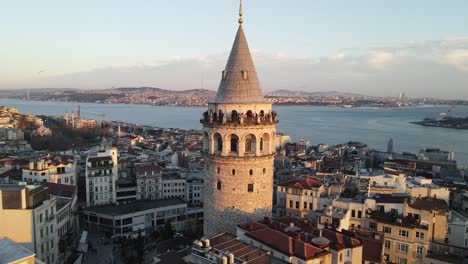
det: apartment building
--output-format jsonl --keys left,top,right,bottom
{"left": 83, "top": 198, "right": 187, "bottom": 237}
{"left": 41, "top": 182, "right": 78, "bottom": 263}
{"left": 162, "top": 172, "right": 186, "bottom": 200}
{"left": 405, "top": 176, "right": 450, "bottom": 203}
{"left": 135, "top": 164, "right": 162, "bottom": 200}
{"left": 0, "top": 184, "right": 59, "bottom": 264}
{"left": 22, "top": 154, "right": 76, "bottom": 186}
{"left": 186, "top": 177, "right": 203, "bottom": 206}
{"left": 366, "top": 197, "right": 449, "bottom": 264}
{"left": 236, "top": 217, "right": 364, "bottom": 264}
{"left": 85, "top": 147, "right": 118, "bottom": 206}
{"left": 448, "top": 192, "right": 468, "bottom": 249}
{"left": 276, "top": 176, "right": 324, "bottom": 218}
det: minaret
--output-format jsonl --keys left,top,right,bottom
{"left": 201, "top": 1, "right": 279, "bottom": 236}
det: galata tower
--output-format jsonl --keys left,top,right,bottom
{"left": 201, "top": 1, "right": 278, "bottom": 236}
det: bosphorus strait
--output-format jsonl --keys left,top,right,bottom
{"left": 2, "top": 99, "right": 468, "bottom": 165}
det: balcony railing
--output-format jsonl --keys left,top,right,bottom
{"left": 46, "top": 214, "right": 55, "bottom": 222}
{"left": 200, "top": 111, "right": 278, "bottom": 126}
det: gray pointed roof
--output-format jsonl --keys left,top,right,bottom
{"left": 214, "top": 25, "right": 265, "bottom": 103}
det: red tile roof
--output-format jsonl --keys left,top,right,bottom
{"left": 319, "top": 229, "right": 361, "bottom": 250}
{"left": 0, "top": 168, "right": 22, "bottom": 180}
{"left": 278, "top": 177, "right": 322, "bottom": 190}
{"left": 359, "top": 237, "right": 383, "bottom": 263}
{"left": 245, "top": 228, "right": 328, "bottom": 260}
{"left": 135, "top": 165, "right": 161, "bottom": 175}
{"left": 409, "top": 197, "right": 448, "bottom": 212}
{"left": 0, "top": 158, "right": 29, "bottom": 167}
{"left": 256, "top": 217, "right": 361, "bottom": 251}
{"left": 41, "top": 182, "right": 76, "bottom": 198}
{"left": 238, "top": 222, "right": 269, "bottom": 232}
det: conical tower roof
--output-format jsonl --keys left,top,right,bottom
{"left": 214, "top": 24, "right": 265, "bottom": 103}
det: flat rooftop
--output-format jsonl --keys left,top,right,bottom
{"left": 195, "top": 233, "right": 274, "bottom": 264}
{"left": 0, "top": 237, "right": 35, "bottom": 263}
{"left": 84, "top": 198, "right": 185, "bottom": 216}
{"left": 426, "top": 251, "right": 465, "bottom": 264}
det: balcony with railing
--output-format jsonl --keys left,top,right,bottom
{"left": 46, "top": 214, "right": 55, "bottom": 223}
{"left": 200, "top": 110, "right": 278, "bottom": 127}
{"left": 369, "top": 210, "right": 429, "bottom": 229}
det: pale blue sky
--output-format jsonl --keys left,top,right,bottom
{"left": 1, "top": 0, "right": 468, "bottom": 98}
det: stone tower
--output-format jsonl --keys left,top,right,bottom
{"left": 201, "top": 2, "right": 278, "bottom": 236}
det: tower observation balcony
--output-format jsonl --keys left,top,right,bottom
{"left": 200, "top": 110, "right": 278, "bottom": 127}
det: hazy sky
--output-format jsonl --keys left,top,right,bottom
{"left": 1, "top": 0, "right": 468, "bottom": 99}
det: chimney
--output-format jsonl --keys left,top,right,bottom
{"left": 219, "top": 256, "right": 228, "bottom": 264}
{"left": 289, "top": 238, "right": 294, "bottom": 256}
{"left": 295, "top": 233, "right": 301, "bottom": 241}
{"left": 317, "top": 223, "right": 324, "bottom": 237}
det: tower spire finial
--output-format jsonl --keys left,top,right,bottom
{"left": 238, "top": 0, "right": 244, "bottom": 25}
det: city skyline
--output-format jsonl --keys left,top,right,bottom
{"left": 2, "top": 0, "right": 468, "bottom": 99}
{"left": 0, "top": 2, "right": 467, "bottom": 263}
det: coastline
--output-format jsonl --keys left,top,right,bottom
{"left": 0, "top": 97, "right": 444, "bottom": 108}
{"left": 411, "top": 121, "right": 468, "bottom": 130}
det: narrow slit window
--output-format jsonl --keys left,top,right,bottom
{"left": 241, "top": 70, "right": 248, "bottom": 80}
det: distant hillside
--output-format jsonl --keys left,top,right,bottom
{"left": 0, "top": 87, "right": 216, "bottom": 106}
{"left": 267, "top": 89, "right": 366, "bottom": 98}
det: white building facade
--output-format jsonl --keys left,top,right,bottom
{"left": 22, "top": 155, "right": 77, "bottom": 186}
{"left": 85, "top": 147, "right": 118, "bottom": 206}
{"left": 0, "top": 184, "right": 59, "bottom": 264}
{"left": 135, "top": 164, "right": 162, "bottom": 200}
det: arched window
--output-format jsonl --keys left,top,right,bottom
{"left": 217, "top": 137, "right": 222, "bottom": 151}
{"left": 230, "top": 137, "right": 238, "bottom": 152}
{"left": 214, "top": 133, "right": 222, "bottom": 152}
{"left": 231, "top": 110, "right": 238, "bottom": 120}
{"left": 260, "top": 133, "right": 270, "bottom": 153}
{"left": 231, "top": 138, "right": 238, "bottom": 152}
{"left": 247, "top": 184, "right": 254, "bottom": 192}
{"left": 249, "top": 169, "right": 253, "bottom": 175}
{"left": 217, "top": 181, "right": 222, "bottom": 190}
{"left": 244, "top": 134, "right": 256, "bottom": 153}
{"left": 245, "top": 138, "right": 252, "bottom": 152}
